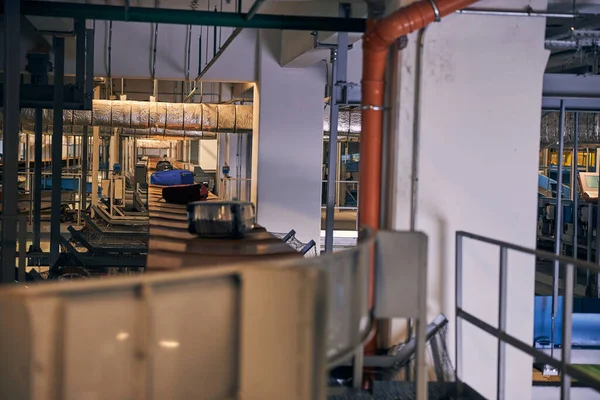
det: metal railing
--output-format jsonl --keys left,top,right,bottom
{"left": 0, "top": 215, "right": 28, "bottom": 283}
{"left": 456, "top": 231, "right": 600, "bottom": 400}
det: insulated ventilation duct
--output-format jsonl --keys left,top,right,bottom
{"left": 541, "top": 112, "right": 600, "bottom": 147}
{"left": 2, "top": 100, "right": 253, "bottom": 137}
{"left": 323, "top": 105, "right": 361, "bottom": 137}
{"left": 18, "top": 125, "right": 217, "bottom": 140}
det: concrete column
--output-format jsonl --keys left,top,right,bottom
{"left": 388, "top": 3, "right": 548, "bottom": 399}
{"left": 199, "top": 139, "right": 218, "bottom": 171}
{"left": 253, "top": 30, "right": 325, "bottom": 244}
{"left": 110, "top": 128, "right": 119, "bottom": 170}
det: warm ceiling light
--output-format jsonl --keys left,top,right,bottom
{"left": 158, "top": 340, "right": 180, "bottom": 349}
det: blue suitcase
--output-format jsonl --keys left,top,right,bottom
{"left": 150, "top": 169, "right": 194, "bottom": 186}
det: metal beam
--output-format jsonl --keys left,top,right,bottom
{"left": 544, "top": 73, "right": 600, "bottom": 99}
{"left": 21, "top": 1, "right": 366, "bottom": 32}
{"left": 85, "top": 28, "right": 95, "bottom": 110}
{"left": 0, "top": 83, "right": 83, "bottom": 109}
{"left": 75, "top": 19, "right": 86, "bottom": 101}
{"left": 50, "top": 36, "right": 65, "bottom": 268}
{"left": 542, "top": 73, "right": 600, "bottom": 111}
{"left": 245, "top": 0, "right": 267, "bottom": 20}
{"left": 1, "top": 0, "right": 20, "bottom": 283}
{"left": 196, "top": 28, "right": 242, "bottom": 81}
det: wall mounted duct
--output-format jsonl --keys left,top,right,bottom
{"left": 2, "top": 100, "right": 253, "bottom": 134}
{"left": 541, "top": 112, "right": 600, "bottom": 147}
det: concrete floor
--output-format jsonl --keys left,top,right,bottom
{"left": 320, "top": 210, "right": 358, "bottom": 231}
{"left": 533, "top": 387, "right": 600, "bottom": 399}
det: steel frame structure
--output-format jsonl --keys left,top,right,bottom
{"left": 2, "top": 9, "right": 95, "bottom": 278}
{"left": 21, "top": 1, "right": 366, "bottom": 32}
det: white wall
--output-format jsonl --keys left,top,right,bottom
{"left": 389, "top": 0, "right": 548, "bottom": 398}
{"left": 88, "top": 21, "right": 255, "bottom": 81}
{"left": 254, "top": 30, "right": 325, "bottom": 244}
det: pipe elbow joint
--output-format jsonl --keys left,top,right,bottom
{"left": 363, "top": 22, "right": 392, "bottom": 53}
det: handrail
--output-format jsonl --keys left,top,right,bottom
{"left": 457, "top": 230, "right": 600, "bottom": 273}
{"left": 456, "top": 230, "right": 600, "bottom": 399}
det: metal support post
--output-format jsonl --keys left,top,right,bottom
{"left": 497, "top": 246, "right": 508, "bottom": 400}
{"left": 85, "top": 27, "right": 95, "bottom": 110}
{"left": 572, "top": 113, "right": 579, "bottom": 264}
{"left": 550, "top": 101, "right": 566, "bottom": 368}
{"left": 91, "top": 120, "right": 100, "bottom": 212}
{"left": 25, "top": 135, "right": 31, "bottom": 211}
{"left": 50, "top": 36, "right": 65, "bottom": 267}
{"left": 1, "top": 0, "right": 21, "bottom": 283}
{"left": 75, "top": 19, "right": 86, "bottom": 101}
{"left": 561, "top": 262, "right": 575, "bottom": 400}
{"left": 324, "top": 4, "right": 349, "bottom": 253}
{"left": 81, "top": 126, "right": 89, "bottom": 214}
{"left": 596, "top": 147, "right": 600, "bottom": 297}
{"left": 587, "top": 204, "right": 593, "bottom": 296}
{"left": 455, "top": 234, "right": 464, "bottom": 380}
{"left": 33, "top": 109, "right": 43, "bottom": 251}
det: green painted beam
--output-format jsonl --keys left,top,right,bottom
{"left": 22, "top": 1, "right": 367, "bottom": 33}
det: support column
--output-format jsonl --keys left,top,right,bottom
{"left": 190, "top": 139, "right": 200, "bottom": 164}
{"left": 81, "top": 126, "right": 89, "bottom": 211}
{"left": 33, "top": 109, "right": 43, "bottom": 251}
{"left": 1, "top": 0, "right": 20, "bottom": 282}
{"left": 50, "top": 36, "right": 65, "bottom": 267}
{"left": 388, "top": 7, "right": 548, "bottom": 399}
{"left": 91, "top": 86, "right": 100, "bottom": 213}
{"left": 110, "top": 128, "right": 120, "bottom": 171}
{"left": 27, "top": 52, "right": 52, "bottom": 252}
{"left": 254, "top": 30, "right": 325, "bottom": 244}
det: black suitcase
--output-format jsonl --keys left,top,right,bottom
{"left": 156, "top": 160, "right": 173, "bottom": 171}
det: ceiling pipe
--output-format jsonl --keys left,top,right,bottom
{"left": 456, "top": 8, "right": 578, "bottom": 18}
{"left": 359, "top": 0, "right": 479, "bottom": 354}
{"left": 361, "top": 0, "right": 479, "bottom": 233}
{"left": 545, "top": 38, "right": 600, "bottom": 50}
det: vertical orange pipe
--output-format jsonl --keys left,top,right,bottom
{"left": 360, "top": 0, "right": 479, "bottom": 353}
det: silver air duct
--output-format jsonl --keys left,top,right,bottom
{"left": 9, "top": 100, "right": 253, "bottom": 136}
{"left": 541, "top": 112, "right": 600, "bottom": 147}
{"left": 323, "top": 105, "right": 361, "bottom": 136}
{"left": 19, "top": 125, "right": 216, "bottom": 140}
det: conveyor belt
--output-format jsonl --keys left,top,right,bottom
{"left": 146, "top": 184, "right": 301, "bottom": 271}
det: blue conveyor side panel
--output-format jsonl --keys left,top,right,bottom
{"left": 534, "top": 296, "right": 600, "bottom": 347}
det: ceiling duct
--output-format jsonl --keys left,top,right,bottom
{"left": 541, "top": 112, "right": 600, "bottom": 147}
{"left": 3, "top": 100, "right": 253, "bottom": 136}
{"left": 18, "top": 125, "right": 217, "bottom": 140}
{"left": 323, "top": 105, "right": 361, "bottom": 135}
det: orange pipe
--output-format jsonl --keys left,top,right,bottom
{"left": 360, "top": 0, "right": 479, "bottom": 352}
